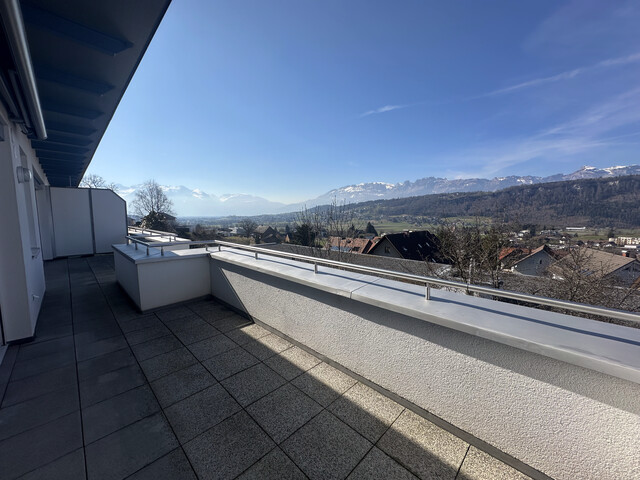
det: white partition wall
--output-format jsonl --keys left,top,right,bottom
{"left": 91, "top": 189, "right": 127, "bottom": 253}
{"left": 42, "top": 187, "right": 127, "bottom": 259}
{"left": 50, "top": 188, "right": 93, "bottom": 257}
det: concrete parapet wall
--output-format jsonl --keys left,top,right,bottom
{"left": 209, "top": 253, "right": 640, "bottom": 480}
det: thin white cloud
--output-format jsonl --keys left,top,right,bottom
{"left": 360, "top": 104, "right": 406, "bottom": 117}
{"left": 446, "top": 87, "right": 640, "bottom": 178}
{"left": 483, "top": 52, "right": 640, "bottom": 97}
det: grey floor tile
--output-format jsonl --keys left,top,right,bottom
{"left": 74, "top": 323, "right": 121, "bottom": 345}
{"left": 264, "top": 346, "right": 321, "bottom": 381}
{"left": 85, "top": 412, "right": 178, "bottom": 480}
{"left": 118, "top": 314, "right": 161, "bottom": 333}
{"left": 329, "top": 383, "right": 404, "bottom": 442}
{"left": 125, "top": 324, "right": 171, "bottom": 346}
{"left": 79, "top": 364, "right": 146, "bottom": 407}
{"left": 247, "top": 383, "right": 323, "bottom": 443}
{"left": 82, "top": 385, "right": 160, "bottom": 444}
{"left": 0, "top": 385, "right": 79, "bottom": 442}
{"left": 156, "top": 305, "right": 195, "bottom": 322}
{"left": 140, "top": 347, "right": 198, "bottom": 382}
{"left": 165, "top": 383, "right": 241, "bottom": 443}
{"left": 221, "top": 363, "right": 286, "bottom": 407}
{"left": 241, "top": 334, "right": 293, "bottom": 361}
{"left": 77, "top": 348, "right": 136, "bottom": 381}
{"left": 32, "top": 323, "right": 73, "bottom": 344}
{"left": 184, "top": 411, "right": 274, "bottom": 480}
{"left": 16, "top": 336, "right": 73, "bottom": 362}
{"left": 173, "top": 323, "right": 220, "bottom": 345}
{"left": 132, "top": 335, "right": 183, "bottom": 361}
{"left": 18, "top": 448, "right": 86, "bottom": 480}
{"left": 163, "top": 315, "right": 209, "bottom": 333}
{"left": 201, "top": 347, "right": 260, "bottom": 381}
{"left": 377, "top": 410, "right": 468, "bottom": 480}
{"left": 76, "top": 335, "right": 128, "bottom": 362}
{"left": 457, "top": 447, "right": 532, "bottom": 480}
{"left": 208, "top": 313, "right": 252, "bottom": 333}
{"left": 150, "top": 363, "right": 216, "bottom": 408}
{"left": 347, "top": 447, "right": 417, "bottom": 480}
{"left": 188, "top": 335, "right": 237, "bottom": 362}
{"left": 225, "top": 324, "right": 271, "bottom": 345}
{"left": 127, "top": 448, "right": 197, "bottom": 480}
{"left": 0, "top": 411, "right": 82, "bottom": 479}
{"left": 291, "top": 362, "right": 357, "bottom": 407}
{"left": 9, "top": 348, "right": 76, "bottom": 382}
{"left": 194, "top": 305, "right": 236, "bottom": 323}
{"left": 2, "top": 364, "right": 77, "bottom": 407}
{"left": 282, "top": 410, "right": 371, "bottom": 480}
{"left": 237, "top": 447, "right": 306, "bottom": 480}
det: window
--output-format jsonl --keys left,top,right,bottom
{"left": 384, "top": 246, "right": 391, "bottom": 254}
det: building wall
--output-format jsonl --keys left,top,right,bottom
{"left": 369, "top": 238, "right": 402, "bottom": 258}
{"left": 209, "top": 258, "right": 640, "bottom": 480}
{"left": 512, "top": 251, "right": 555, "bottom": 276}
{"left": 0, "top": 104, "right": 47, "bottom": 342}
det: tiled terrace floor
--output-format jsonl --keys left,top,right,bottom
{"left": 0, "top": 255, "right": 532, "bottom": 480}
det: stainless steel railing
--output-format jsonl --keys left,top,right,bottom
{"left": 123, "top": 235, "right": 640, "bottom": 324}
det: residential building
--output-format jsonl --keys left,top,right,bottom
{"left": 254, "top": 225, "right": 280, "bottom": 244}
{"left": 367, "top": 231, "right": 444, "bottom": 262}
{"left": 327, "top": 236, "right": 374, "bottom": 254}
{"left": 549, "top": 247, "right": 640, "bottom": 287}
{"left": 510, "top": 245, "right": 556, "bottom": 276}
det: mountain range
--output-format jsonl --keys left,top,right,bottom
{"left": 117, "top": 165, "right": 640, "bottom": 217}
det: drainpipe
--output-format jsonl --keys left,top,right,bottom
{"left": 0, "top": 0, "right": 47, "bottom": 139}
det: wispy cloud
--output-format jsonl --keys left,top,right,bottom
{"left": 360, "top": 104, "right": 407, "bottom": 117}
{"left": 482, "top": 52, "right": 640, "bottom": 97}
{"left": 446, "top": 87, "right": 640, "bottom": 178}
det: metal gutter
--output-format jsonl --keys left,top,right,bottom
{"left": 0, "top": 0, "right": 47, "bottom": 139}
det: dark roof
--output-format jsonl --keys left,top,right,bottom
{"left": 4, "top": 0, "right": 171, "bottom": 186}
{"left": 369, "top": 231, "right": 444, "bottom": 262}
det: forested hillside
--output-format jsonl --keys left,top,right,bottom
{"left": 353, "top": 175, "right": 640, "bottom": 227}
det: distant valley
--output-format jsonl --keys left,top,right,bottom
{"left": 117, "top": 165, "right": 640, "bottom": 217}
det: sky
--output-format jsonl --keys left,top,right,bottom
{"left": 88, "top": 0, "right": 640, "bottom": 203}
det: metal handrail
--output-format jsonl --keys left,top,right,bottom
{"left": 122, "top": 235, "right": 640, "bottom": 324}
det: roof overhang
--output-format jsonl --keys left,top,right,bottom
{"left": 0, "top": 0, "right": 171, "bottom": 186}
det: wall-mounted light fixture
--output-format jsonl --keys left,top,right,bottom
{"left": 16, "top": 165, "right": 32, "bottom": 183}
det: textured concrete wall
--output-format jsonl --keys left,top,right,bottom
{"left": 210, "top": 258, "right": 640, "bottom": 480}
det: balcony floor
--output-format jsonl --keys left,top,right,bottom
{"left": 0, "top": 255, "right": 532, "bottom": 480}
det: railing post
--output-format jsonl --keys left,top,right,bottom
{"left": 135, "top": 243, "right": 138, "bottom": 250}
{"left": 146, "top": 246, "right": 149, "bottom": 256}
{"left": 425, "top": 283, "right": 430, "bottom": 300}
{"left": 314, "top": 262, "right": 318, "bottom": 274}
{"left": 255, "top": 252, "right": 258, "bottom": 260}
{"left": 218, "top": 245, "right": 221, "bottom": 252}
{"left": 161, "top": 246, "right": 164, "bottom": 256}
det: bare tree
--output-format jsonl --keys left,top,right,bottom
{"left": 436, "top": 220, "right": 510, "bottom": 288}
{"left": 324, "top": 198, "right": 362, "bottom": 260}
{"left": 542, "top": 247, "right": 637, "bottom": 310}
{"left": 132, "top": 180, "right": 174, "bottom": 217}
{"left": 80, "top": 173, "right": 118, "bottom": 192}
{"left": 238, "top": 219, "right": 258, "bottom": 238}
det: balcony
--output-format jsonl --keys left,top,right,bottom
{"left": 0, "top": 254, "right": 534, "bottom": 479}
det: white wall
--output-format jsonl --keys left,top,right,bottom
{"left": 91, "top": 189, "right": 127, "bottom": 253}
{"left": 0, "top": 104, "right": 46, "bottom": 342}
{"left": 50, "top": 188, "right": 93, "bottom": 257}
{"left": 46, "top": 187, "right": 127, "bottom": 258}
{"left": 209, "top": 257, "right": 640, "bottom": 480}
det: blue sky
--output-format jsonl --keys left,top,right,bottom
{"left": 89, "top": 0, "right": 640, "bottom": 203}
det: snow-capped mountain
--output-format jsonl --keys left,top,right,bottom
{"left": 117, "top": 184, "right": 285, "bottom": 217}
{"left": 298, "top": 165, "right": 640, "bottom": 207}
{"left": 116, "top": 165, "right": 640, "bottom": 217}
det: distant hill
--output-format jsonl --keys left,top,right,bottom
{"left": 120, "top": 165, "right": 640, "bottom": 217}
{"left": 294, "top": 165, "right": 640, "bottom": 208}
{"left": 349, "top": 175, "right": 640, "bottom": 228}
